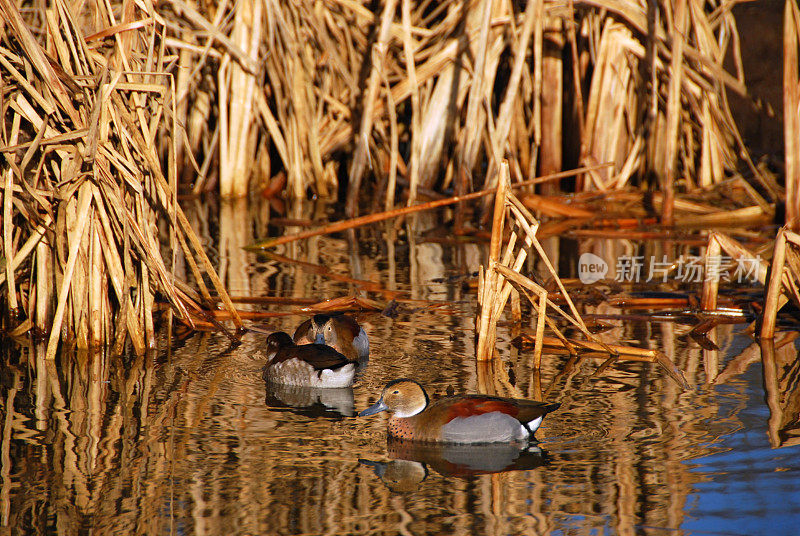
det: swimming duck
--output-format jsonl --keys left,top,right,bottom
{"left": 359, "top": 379, "right": 560, "bottom": 443}
{"left": 262, "top": 331, "right": 358, "bottom": 388}
{"left": 293, "top": 314, "right": 369, "bottom": 361}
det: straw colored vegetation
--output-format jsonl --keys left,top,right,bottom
{"left": 761, "top": 226, "right": 800, "bottom": 338}
{"left": 0, "top": 0, "right": 241, "bottom": 356}
{"left": 0, "top": 0, "right": 796, "bottom": 348}
{"left": 166, "top": 0, "right": 782, "bottom": 217}
{"left": 2, "top": 0, "right": 776, "bottom": 208}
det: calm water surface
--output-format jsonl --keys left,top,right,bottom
{"left": 2, "top": 200, "right": 799, "bottom": 535}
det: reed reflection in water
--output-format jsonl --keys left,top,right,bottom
{"left": 4, "top": 316, "right": 799, "bottom": 533}
{"left": 3, "top": 199, "right": 800, "bottom": 535}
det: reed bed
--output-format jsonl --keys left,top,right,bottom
{"left": 0, "top": 0, "right": 241, "bottom": 355}
{"left": 157, "top": 0, "right": 782, "bottom": 217}
{"left": 0, "top": 0, "right": 793, "bottom": 347}
{"left": 4, "top": 0, "right": 753, "bottom": 209}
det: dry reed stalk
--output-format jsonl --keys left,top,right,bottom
{"left": 399, "top": 0, "right": 420, "bottom": 207}
{"left": 533, "top": 291, "right": 547, "bottom": 369}
{"left": 582, "top": 20, "right": 637, "bottom": 190}
{"left": 485, "top": 0, "right": 539, "bottom": 185}
{"left": 247, "top": 186, "right": 497, "bottom": 250}
{"left": 218, "top": 0, "right": 262, "bottom": 197}
{"left": 475, "top": 160, "right": 689, "bottom": 383}
{"left": 382, "top": 69, "right": 399, "bottom": 211}
{"left": 298, "top": 295, "right": 384, "bottom": 313}
{"left": 492, "top": 261, "right": 612, "bottom": 354}
{"left": 475, "top": 164, "right": 510, "bottom": 361}
{"left": 571, "top": 2, "right": 769, "bottom": 198}
{"left": 674, "top": 205, "right": 772, "bottom": 228}
{"left": 520, "top": 194, "right": 594, "bottom": 219}
{"left": 518, "top": 333, "right": 689, "bottom": 388}
{"left": 345, "top": 0, "right": 398, "bottom": 217}
{"left": 538, "top": 14, "right": 564, "bottom": 194}
{"left": 785, "top": 0, "right": 800, "bottom": 228}
{"left": 701, "top": 231, "right": 769, "bottom": 311}
{"left": 701, "top": 234, "right": 722, "bottom": 311}
{"left": 2, "top": 123, "right": 20, "bottom": 316}
{"left": 761, "top": 227, "right": 800, "bottom": 338}
{"left": 0, "top": 0, "right": 241, "bottom": 354}
{"left": 460, "top": 0, "right": 494, "bottom": 173}
{"left": 661, "top": 0, "right": 687, "bottom": 226}
{"left": 532, "top": 334, "right": 657, "bottom": 360}
{"left": 4, "top": 0, "right": 771, "bottom": 218}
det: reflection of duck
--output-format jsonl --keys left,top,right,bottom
{"left": 359, "top": 379, "right": 560, "bottom": 443}
{"left": 265, "top": 383, "right": 355, "bottom": 418}
{"left": 261, "top": 332, "right": 358, "bottom": 388}
{"left": 293, "top": 314, "right": 369, "bottom": 362}
{"left": 388, "top": 437, "right": 548, "bottom": 475}
{"left": 358, "top": 458, "right": 428, "bottom": 492}
{"left": 359, "top": 440, "right": 548, "bottom": 491}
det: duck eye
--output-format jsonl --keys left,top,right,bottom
{"left": 392, "top": 390, "right": 399, "bottom": 394}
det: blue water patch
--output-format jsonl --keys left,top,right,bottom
{"left": 682, "top": 365, "right": 800, "bottom": 536}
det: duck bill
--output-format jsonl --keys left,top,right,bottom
{"left": 358, "top": 398, "right": 388, "bottom": 417}
{"left": 314, "top": 331, "right": 326, "bottom": 345}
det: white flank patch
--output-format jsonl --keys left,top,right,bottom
{"left": 317, "top": 364, "right": 356, "bottom": 388}
{"left": 266, "top": 359, "right": 355, "bottom": 388}
{"left": 527, "top": 415, "right": 543, "bottom": 433}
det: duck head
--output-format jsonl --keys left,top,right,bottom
{"left": 316, "top": 315, "right": 341, "bottom": 346}
{"left": 359, "top": 379, "right": 429, "bottom": 418}
{"left": 265, "top": 331, "right": 294, "bottom": 361}
{"left": 292, "top": 314, "right": 340, "bottom": 345}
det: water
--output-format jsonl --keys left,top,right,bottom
{"left": 2, "top": 200, "right": 799, "bottom": 535}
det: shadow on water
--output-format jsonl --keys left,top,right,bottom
{"left": 2, "top": 197, "right": 800, "bottom": 535}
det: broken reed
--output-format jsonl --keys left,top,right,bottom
{"left": 157, "top": 0, "right": 779, "bottom": 218}
{"left": 475, "top": 161, "right": 689, "bottom": 391}
{"left": 0, "top": 0, "right": 241, "bottom": 356}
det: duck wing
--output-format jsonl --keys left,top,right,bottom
{"left": 512, "top": 399, "right": 561, "bottom": 423}
{"left": 275, "top": 344, "right": 355, "bottom": 371}
{"left": 434, "top": 395, "right": 559, "bottom": 421}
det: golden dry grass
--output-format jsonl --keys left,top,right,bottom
{"left": 0, "top": 0, "right": 241, "bottom": 355}
{"left": 159, "top": 0, "right": 782, "bottom": 210}
{"left": 0, "top": 0, "right": 794, "bottom": 347}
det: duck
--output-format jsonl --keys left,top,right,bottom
{"left": 358, "top": 379, "right": 560, "bottom": 443}
{"left": 261, "top": 331, "right": 358, "bottom": 388}
{"left": 293, "top": 314, "right": 369, "bottom": 361}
